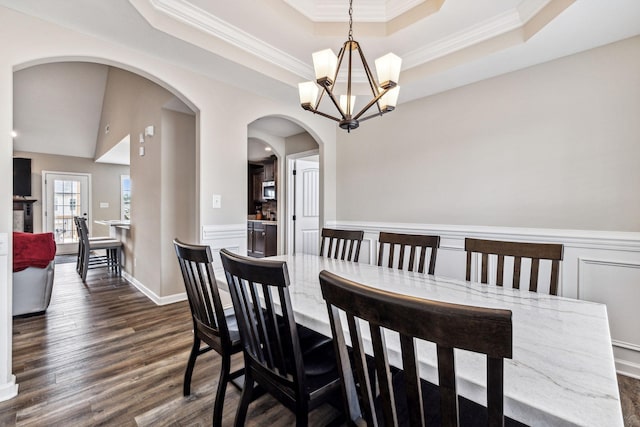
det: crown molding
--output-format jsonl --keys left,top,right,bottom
{"left": 403, "top": 9, "right": 522, "bottom": 68}
{"left": 149, "top": 0, "right": 313, "bottom": 78}
{"left": 145, "top": 0, "right": 564, "bottom": 85}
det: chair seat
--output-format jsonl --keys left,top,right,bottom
{"left": 385, "top": 372, "right": 527, "bottom": 427}
{"left": 88, "top": 239, "right": 123, "bottom": 250}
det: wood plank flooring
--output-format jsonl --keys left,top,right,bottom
{"left": 0, "top": 262, "right": 638, "bottom": 426}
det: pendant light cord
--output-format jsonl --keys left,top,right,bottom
{"left": 348, "top": 0, "right": 353, "bottom": 41}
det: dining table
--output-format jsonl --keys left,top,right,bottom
{"left": 262, "top": 253, "right": 623, "bottom": 427}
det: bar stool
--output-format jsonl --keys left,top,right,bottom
{"left": 76, "top": 217, "right": 123, "bottom": 281}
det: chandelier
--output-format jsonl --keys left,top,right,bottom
{"left": 297, "top": 0, "right": 402, "bottom": 132}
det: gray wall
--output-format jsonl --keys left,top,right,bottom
{"left": 336, "top": 35, "right": 640, "bottom": 232}
{"left": 12, "top": 151, "right": 129, "bottom": 237}
{"left": 96, "top": 67, "right": 196, "bottom": 297}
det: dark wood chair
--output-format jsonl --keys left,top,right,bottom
{"left": 319, "top": 270, "right": 514, "bottom": 427}
{"left": 465, "top": 238, "right": 564, "bottom": 295}
{"left": 219, "top": 248, "right": 342, "bottom": 427}
{"left": 76, "top": 217, "right": 123, "bottom": 281}
{"left": 377, "top": 232, "right": 440, "bottom": 274}
{"left": 73, "top": 216, "right": 112, "bottom": 274}
{"left": 173, "top": 239, "right": 243, "bottom": 427}
{"left": 319, "top": 228, "right": 364, "bottom": 262}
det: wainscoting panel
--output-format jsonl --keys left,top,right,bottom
{"left": 201, "top": 223, "right": 247, "bottom": 277}
{"left": 330, "top": 221, "right": 640, "bottom": 378}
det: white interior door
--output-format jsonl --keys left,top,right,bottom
{"left": 42, "top": 171, "right": 91, "bottom": 254}
{"left": 294, "top": 156, "right": 319, "bottom": 254}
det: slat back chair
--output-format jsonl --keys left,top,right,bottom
{"left": 319, "top": 228, "right": 364, "bottom": 262}
{"left": 465, "top": 238, "right": 564, "bottom": 295}
{"left": 74, "top": 216, "right": 112, "bottom": 274}
{"left": 377, "top": 232, "right": 441, "bottom": 274}
{"left": 319, "top": 270, "right": 513, "bottom": 427}
{"left": 76, "top": 217, "right": 122, "bottom": 281}
{"left": 220, "top": 248, "right": 341, "bottom": 427}
{"left": 173, "top": 239, "right": 243, "bottom": 427}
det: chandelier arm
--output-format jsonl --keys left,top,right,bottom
{"left": 357, "top": 43, "right": 382, "bottom": 98}
{"left": 304, "top": 105, "right": 342, "bottom": 122}
{"left": 324, "top": 86, "right": 347, "bottom": 120}
{"left": 314, "top": 88, "right": 327, "bottom": 110}
{"left": 356, "top": 43, "right": 384, "bottom": 115}
{"left": 346, "top": 42, "right": 354, "bottom": 116}
{"left": 333, "top": 44, "right": 347, "bottom": 90}
{"left": 358, "top": 108, "right": 392, "bottom": 123}
{"left": 352, "top": 87, "right": 390, "bottom": 121}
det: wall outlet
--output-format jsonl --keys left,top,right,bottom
{"left": 100, "top": 202, "right": 109, "bottom": 208}
{"left": 212, "top": 194, "right": 222, "bottom": 209}
{"left": 139, "top": 146, "right": 145, "bottom": 156}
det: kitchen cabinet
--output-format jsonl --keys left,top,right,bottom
{"left": 263, "top": 156, "right": 277, "bottom": 182}
{"left": 247, "top": 221, "right": 277, "bottom": 257}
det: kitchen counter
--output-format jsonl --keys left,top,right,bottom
{"left": 247, "top": 219, "right": 278, "bottom": 225}
{"left": 95, "top": 219, "right": 130, "bottom": 230}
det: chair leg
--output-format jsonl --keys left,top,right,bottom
{"left": 183, "top": 336, "right": 201, "bottom": 396}
{"left": 81, "top": 248, "right": 89, "bottom": 282}
{"left": 295, "top": 402, "right": 309, "bottom": 427}
{"left": 213, "top": 353, "right": 232, "bottom": 427}
{"left": 234, "top": 372, "right": 254, "bottom": 427}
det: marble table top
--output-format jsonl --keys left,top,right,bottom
{"left": 266, "top": 254, "right": 623, "bottom": 427}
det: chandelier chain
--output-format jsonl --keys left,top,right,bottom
{"left": 348, "top": 0, "right": 353, "bottom": 40}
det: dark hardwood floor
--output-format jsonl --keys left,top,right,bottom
{"left": 0, "top": 262, "right": 638, "bottom": 426}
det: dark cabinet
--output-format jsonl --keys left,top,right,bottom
{"left": 263, "top": 156, "right": 277, "bottom": 182}
{"left": 247, "top": 221, "right": 277, "bottom": 258}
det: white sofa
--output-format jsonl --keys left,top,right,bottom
{"left": 13, "top": 260, "right": 55, "bottom": 316}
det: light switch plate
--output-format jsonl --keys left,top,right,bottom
{"left": 139, "top": 146, "right": 145, "bottom": 156}
{"left": 100, "top": 202, "right": 109, "bottom": 208}
{"left": 212, "top": 194, "right": 222, "bottom": 209}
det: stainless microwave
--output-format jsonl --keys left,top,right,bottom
{"left": 262, "top": 181, "right": 276, "bottom": 200}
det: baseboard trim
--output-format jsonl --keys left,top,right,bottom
{"left": 0, "top": 375, "right": 18, "bottom": 402}
{"left": 615, "top": 359, "right": 640, "bottom": 380}
{"left": 122, "top": 271, "right": 187, "bottom": 306}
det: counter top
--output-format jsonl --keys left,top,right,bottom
{"left": 247, "top": 220, "right": 278, "bottom": 225}
{"left": 95, "top": 220, "right": 130, "bottom": 230}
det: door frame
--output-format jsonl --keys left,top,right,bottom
{"left": 286, "top": 149, "right": 319, "bottom": 255}
{"left": 41, "top": 170, "right": 92, "bottom": 254}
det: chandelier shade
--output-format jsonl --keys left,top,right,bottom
{"left": 297, "top": 0, "right": 402, "bottom": 131}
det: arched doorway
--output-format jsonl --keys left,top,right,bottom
{"left": 247, "top": 116, "right": 320, "bottom": 255}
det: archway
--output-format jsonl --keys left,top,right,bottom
{"left": 247, "top": 116, "right": 321, "bottom": 255}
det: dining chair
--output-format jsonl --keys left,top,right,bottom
{"left": 377, "top": 232, "right": 440, "bottom": 274}
{"left": 319, "top": 228, "right": 364, "bottom": 262}
{"left": 76, "top": 217, "right": 123, "bottom": 281}
{"left": 319, "top": 269, "right": 514, "bottom": 427}
{"left": 219, "top": 248, "right": 342, "bottom": 427}
{"left": 173, "top": 239, "right": 243, "bottom": 427}
{"left": 74, "top": 216, "right": 112, "bottom": 274}
{"left": 465, "top": 238, "right": 564, "bottom": 295}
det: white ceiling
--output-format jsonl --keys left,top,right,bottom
{"left": 4, "top": 0, "right": 640, "bottom": 158}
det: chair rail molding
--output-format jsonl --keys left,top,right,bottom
{"left": 328, "top": 220, "right": 640, "bottom": 379}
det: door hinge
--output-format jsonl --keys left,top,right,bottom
{"left": 293, "top": 215, "right": 296, "bottom": 221}
{"left": 293, "top": 169, "right": 297, "bottom": 176}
